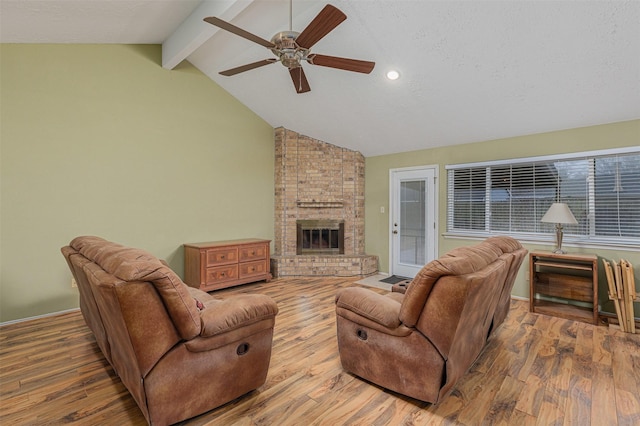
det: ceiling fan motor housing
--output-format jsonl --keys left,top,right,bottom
{"left": 270, "top": 31, "right": 307, "bottom": 68}
{"left": 204, "top": 4, "right": 373, "bottom": 93}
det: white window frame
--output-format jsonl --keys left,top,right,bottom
{"left": 445, "top": 146, "right": 640, "bottom": 251}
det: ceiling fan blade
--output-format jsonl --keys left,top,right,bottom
{"left": 220, "top": 59, "right": 277, "bottom": 76}
{"left": 295, "top": 5, "right": 346, "bottom": 49}
{"left": 289, "top": 67, "right": 311, "bottom": 94}
{"left": 308, "top": 54, "right": 375, "bottom": 74}
{"left": 204, "top": 16, "right": 275, "bottom": 48}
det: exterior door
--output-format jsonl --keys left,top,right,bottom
{"left": 390, "top": 166, "right": 438, "bottom": 278}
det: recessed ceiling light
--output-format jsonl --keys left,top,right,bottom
{"left": 386, "top": 70, "right": 400, "bottom": 80}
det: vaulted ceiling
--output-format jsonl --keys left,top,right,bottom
{"left": 2, "top": 0, "right": 639, "bottom": 156}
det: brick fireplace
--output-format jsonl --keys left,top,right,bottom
{"left": 271, "top": 127, "right": 378, "bottom": 277}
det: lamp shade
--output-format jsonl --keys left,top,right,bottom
{"left": 540, "top": 202, "right": 578, "bottom": 224}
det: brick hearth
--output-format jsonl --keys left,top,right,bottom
{"left": 271, "top": 127, "right": 378, "bottom": 277}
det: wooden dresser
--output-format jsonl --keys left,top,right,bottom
{"left": 184, "top": 239, "right": 272, "bottom": 291}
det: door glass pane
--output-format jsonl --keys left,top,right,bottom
{"left": 400, "top": 180, "right": 426, "bottom": 265}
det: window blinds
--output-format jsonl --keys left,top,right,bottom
{"left": 446, "top": 149, "right": 640, "bottom": 245}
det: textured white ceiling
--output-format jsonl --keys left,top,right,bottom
{"left": 0, "top": 0, "right": 201, "bottom": 43}
{"left": 2, "top": 0, "right": 639, "bottom": 157}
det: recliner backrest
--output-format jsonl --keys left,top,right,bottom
{"left": 484, "top": 236, "right": 528, "bottom": 332}
{"left": 70, "top": 236, "right": 202, "bottom": 340}
{"left": 471, "top": 238, "right": 523, "bottom": 333}
{"left": 68, "top": 236, "right": 199, "bottom": 419}
{"left": 430, "top": 258, "right": 509, "bottom": 399}
{"left": 61, "top": 245, "right": 113, "bottom": 366}
{"left": 399, "top": 241, "right": 503, "bottom": 328}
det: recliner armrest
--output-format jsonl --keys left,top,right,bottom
{"left": 335, "top": 287, "right": 401, "bottom": 329}
{"left": 199, "top": 294, "right": 278, "bottom": 338}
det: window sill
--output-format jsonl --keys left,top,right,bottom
{"left": 443, "top": 232, "right": 640, "bottom": 252}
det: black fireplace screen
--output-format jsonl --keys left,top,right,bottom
{"left": 296, "top": 220, "right": 345, "bottom": 255}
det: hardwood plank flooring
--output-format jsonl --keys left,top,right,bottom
{"left": 1, "top": 277, "right": 639, "bottom": 425}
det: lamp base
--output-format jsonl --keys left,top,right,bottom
{"left": 553, "top": 224, "right": 566, "bottom": 254}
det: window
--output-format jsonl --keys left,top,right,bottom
{"left": 446, "top": 148, "right": 640, "bottom": 248}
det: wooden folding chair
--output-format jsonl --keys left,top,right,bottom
{"left": 620, "top": 259, "right": 636, "bottom": 333}
{"left": 603, "top": 259, "right": 626, "bottom": 332}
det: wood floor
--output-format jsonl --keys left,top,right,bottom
{"left": 1, "top": 277, "right": 639, "bottom": 425}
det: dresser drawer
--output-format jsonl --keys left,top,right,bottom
{"left": 239, "top": 244, "right": 268, "bottom": 262}
{"left": 206, "top": 248, "right": 237, "bottom": 266}
{"left": 204, "top": 265, "right": 238, "bottom": 287}
{"left": 239, "top": 260, "right": 268, "bottom": 279}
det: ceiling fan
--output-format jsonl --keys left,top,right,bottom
{"left": 203, "top": 2, "right": 375, "bottom": 93}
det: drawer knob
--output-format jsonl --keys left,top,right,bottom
{"left": 221, "top": 255, "right": 225, "bottom": 259}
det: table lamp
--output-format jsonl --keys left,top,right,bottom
{"left": 540, "top": 202, "right": 578, "bottom": 254}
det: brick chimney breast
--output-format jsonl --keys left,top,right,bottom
{"left": 271, "top": 127, "right": 377, "bottom": 277}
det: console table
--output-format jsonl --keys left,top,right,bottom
{"left": 529, "top": 251, "right": 599, "bottom": 324}
{"left": 184, "top": 239, "right": 272, "bottom": 291}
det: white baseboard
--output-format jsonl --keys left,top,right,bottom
{"left": 0, "top": 308, "right": 80, "bottom": 327}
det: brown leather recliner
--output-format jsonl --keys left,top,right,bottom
{"left": 335, "top": 236, "right": 527, "bottom": 404}
{"left": 62, "top": 236, "right": 278, "bottom": 426}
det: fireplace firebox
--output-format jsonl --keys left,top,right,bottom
{"left": 296, "top": 220, "right": 345, "bottom": 255}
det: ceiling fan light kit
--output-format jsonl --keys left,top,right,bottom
{"left": 204, "top": 4, "right": 375, "bottom": 94}
{"left": 270, "top": 31, "right": 305, "bottom": 69}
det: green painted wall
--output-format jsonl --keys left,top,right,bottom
{"left": 0, "top": 44, "right": 275, "bottom": 323}
{"left": 2, "top": 44, "right": 637, "bottom": 323}
{"left": 365, "top": 120, "right": 640, "bottom": 314}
